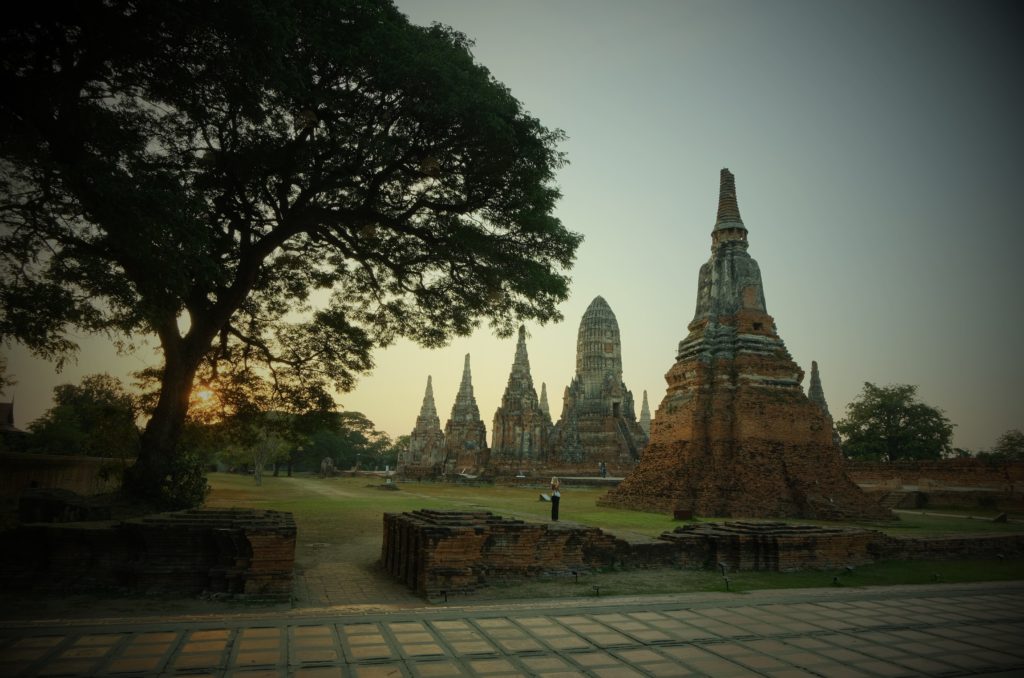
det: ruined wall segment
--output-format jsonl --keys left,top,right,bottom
{"left": 400, "top": 376, "right": 445, "bottom": 472}
{"left": 489, "top": 326, "right": 550, "bottom": 471}
{"left": 547, "top": 296, "right": 648, "bottom": 473}
{"left": 600, "top": 169, "right": 889, "bottom": 520}
{"left": 442, "top": 354, "right": 489, "bottom": 473}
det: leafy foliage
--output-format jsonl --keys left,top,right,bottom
{"left": 0, "top": 0, "right": 580, "bottom": 504}
{"left": 27, "top": 374, "right": 140, "bottom": 458}
{"left": 293, "top": 411, "right": 391, "bottom": 471}
{"left": 983, "top": 429, "right": 1024, "bottom": 461}
{"left": 837, "top": 383, "right": 954, "bottom": 462}
{"left": 0, "top": 355, "right": 14, "bottom": 397}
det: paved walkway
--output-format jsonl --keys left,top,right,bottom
{"left": 1, "top": 581, "right": 1023, "bottom": 677}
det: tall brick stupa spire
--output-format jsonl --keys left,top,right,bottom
{"left": 442, "top": 355, "right": 489, "bottom": 473}
{"left": 490, "top": 326, "right": 549, "bottom": 470}
{"left": 714, "top": 167, "right": 745, "bottom": 230}
{"left": 807, "top": 361, "right": 831, "bottom": 418}
{"left": 807, "top": 360, "right": 842, "bottom": 448}
{"left": 401, "top": 375, "right": 445, "bottom": 471}
{"left": 539, "top": 382, "right": 553, "bottom": 424}
{"left": 600, "top": 170, "right": 888, "bottom": 520}
{"left": 639, "top": 390, "right": 651, "bottom": 436}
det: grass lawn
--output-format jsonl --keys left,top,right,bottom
{"left": 206, "top": 472, "right": 1024, "bottom": 602}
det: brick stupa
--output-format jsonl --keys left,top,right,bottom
{"left": 442, "top": 354, "right": 489, "bottom": 473}
{"left": 808, "top": 360, "right": 842, "bottom": 448}
{"left": 599, "top": 169, "right": 889, "bottom": 520}
{"left": 489, "top": 326, "right": 551, "bottom": 471}
{"left": 639, "top": 390, "right": 652, "bottom": 436}
{"left": 400, "top": 375, "right": 445, "bottom": 472}
{"left": 548, "top": 296, "right": 647, "bottom": 472}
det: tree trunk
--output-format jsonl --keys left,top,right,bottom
{"left": 122, "top": 335, "right": 204, "bottom": 507}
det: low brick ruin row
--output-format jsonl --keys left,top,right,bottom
{"left": 0, "top": 508, "right": 296, "bottom": 601}
{"left": 381, "top": 509, "right": 1024, "bottom": 599}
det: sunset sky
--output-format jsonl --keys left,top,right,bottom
{"left": 3, "top": 0, "right": 1022, "bottom": 452}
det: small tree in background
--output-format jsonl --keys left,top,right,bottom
{"left": 990, "top": 429, "right": 1024, "bottom": 461}
{"left": 837, "top": 383, "right": 954, "bottom": 462}
{"left": 28, "top": 374, "right": 140, "bottom": 458}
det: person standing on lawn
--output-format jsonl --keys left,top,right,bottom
{"left": 550, "top": 477, "right": 561, "bottom": 521}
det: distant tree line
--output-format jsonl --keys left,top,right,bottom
{"left": 837, "top": 382, "right": 1021, "bottom": 462}
{"left": 2, "top": 370, "right": 402, "bottom": 480}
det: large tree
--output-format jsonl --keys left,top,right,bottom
{"left": 837, "top": 383, "right": 954, "bottom": 462}
{"left": 0, "top": 1, "right": 581, "bottom": 506}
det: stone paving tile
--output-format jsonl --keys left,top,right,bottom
{"left": 1, "top": 582, "right": 1023, "bottom": 677}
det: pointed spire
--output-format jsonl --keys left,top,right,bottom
{"left": 539, "top": 382, "right": 551, "bottom": 420}
{"left": 513, "top": 324, "right": 530, "bottom": 370}
{"left": 449, "top": 354, "right": 481, "bottom": 421}
{"left": 807, "top": 361, "right": 831, "bottom": 418}
{"left": 639, "top": 389, "right": 651, "bottom": 435}
{"left": 419, "top": 375, "right": 438, "bottom": 419}
{"left": 498, "top": 324, "right": 539, "bottom": 410}
{"left": 459, "top": 354, "right": 473, "bottom": 397}
{"left": 408, "top": 374, "right": 444, "bottom": 467}
{"left": 714, "top": 168, "right": 745, "bottom": 230}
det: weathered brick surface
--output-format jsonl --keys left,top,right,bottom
{"left": 546, "top": 296, "right": 648, "bottom": 469}
{"left": 873, "top": 533, "right": 1024, "bottom": 561}
{"left": 490, "top": 327, "right": 551, "bottom": 472}
{"left": 381, "top": 510, "right": 631, "bottom": 597}
{"left": 442, "top": 354, "right": 489, "bottom": 473}
{"left": 661, "top": 521, "right": 882, "bottom": 571}
{"left": 600, "top": 170, "right": 887, "bottom": 521}
{"left": 0, "top": 508, "right": 296, "bottom": 600}
{"left": 381, "top": 510, "right": 1024, "bottom": 598}
{"left": 848, "top": 460, "right": 1024, "bottom": 491}
{"left": 0, "top": 451, "right": 126, "bottom": 498}
{"left": 399, "top": 377, "right": 445, "bottom": 472}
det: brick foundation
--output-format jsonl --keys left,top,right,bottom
{"left": 0, "top": 508, "right": 296, "bottom": 600}
{"left": 381, "top": 510, "right": 1024, "bottom": 599}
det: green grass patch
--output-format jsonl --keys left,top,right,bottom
{"left": 205, "top": 472, "right": 1024, "bottom": 601}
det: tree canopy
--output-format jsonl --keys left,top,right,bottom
{"left": 294, "top": 410, "right": 391, "bottom": 471}
{"left": 27, "top": 373, "right": 140, "bottom": 458}
{"left": 837, "top": 383, "right": 954, "bottom": 462}
{"left": 990, "top": 429, "right": 1024, "bottom": 461}
{"left": 0, "top": 0, "right": 581, "bottom": 506}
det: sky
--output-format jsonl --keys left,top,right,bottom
{"left": 3, "top": 0, "right": 1023, "bottom": 452}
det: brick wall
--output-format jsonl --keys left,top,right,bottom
{"left": 381, "top": 510, "right": 1024, "bottom": 599}
{"left": 0, "top": 508, "right": 296, "bottom": 600}
{"left": 0, "top": 451, "right": 128, "bottom": 497}
{"left": 847, "top": 460, "right": 1024, "bottom": 492}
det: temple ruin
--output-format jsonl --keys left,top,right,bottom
{"left": 399, "top": 376, "right": 445, "bottom": 473}
{"left": 489, "top": 326, "right": 551, "bottom": 471}
{"left": 639, "top": 390, "right": 652, "bottom": 436}
{"left": 600, "top": 169, "right": 890, "bottom": 520}
{"left": 808, "top": 360, "right": 842, "bottom": 448}
{"left": 547, "top": 296, "right": 647, "bottom": 474}
{"left": 441, "top": 354, "right": 489, "bottom": 473}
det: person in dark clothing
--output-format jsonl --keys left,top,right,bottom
{"left": 550, "top": 477, "right": 561, "bottom": 521}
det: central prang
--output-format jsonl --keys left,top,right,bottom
{"left": 599, "top": 169, "right": 891, "bottom": 520}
